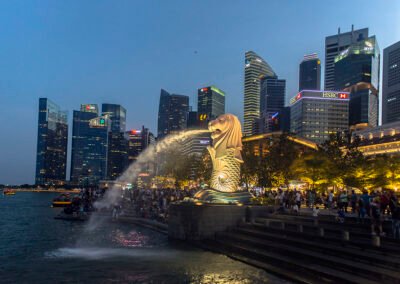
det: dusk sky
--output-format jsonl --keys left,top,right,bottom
{"left": 0, "top": 0, "right": 399, "bottom": 185}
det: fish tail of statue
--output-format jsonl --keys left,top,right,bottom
{"left": 194, "top": 114, "right": 253, "bottom": 204}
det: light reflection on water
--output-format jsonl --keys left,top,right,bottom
{"left": 1, "top": 192, "right": 288, "bottom": 283}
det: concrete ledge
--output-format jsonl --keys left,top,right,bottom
{"left": 168, "top": 203, "right": 249, "bottom": 240}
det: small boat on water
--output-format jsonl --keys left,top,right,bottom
{"left": 52, "top": 193, "right": 72, "bottom": 207}
{"left": 3, "top": 189, "right": 16, "bottom": 195}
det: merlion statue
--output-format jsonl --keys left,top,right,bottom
{"left": 194, "top": 114, "right": 253, "bottom": 204}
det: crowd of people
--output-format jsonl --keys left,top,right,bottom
{"left": 257, "top": 188, "right": 400, "bottom": 238}
{"left": 126, "top": 188, "right": 196, "bottom": 223}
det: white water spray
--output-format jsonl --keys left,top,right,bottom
{"left": 86, "top": 129, "right": 209, "bottom": 229}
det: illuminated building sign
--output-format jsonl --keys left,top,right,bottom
{"left": 81, "top": 104, "right": 98, "bottom": 113}
{"left": 199, "top": 86, "right": 225, "bottom": 97}
{"left": 290, "top": 90, "right": 350, "bottom": 105}
{"left": 99, "top": 118, "right": 105, "bottom": 125}
{"left": 199, "top": 139, "right": 210, "bottom": 144}
{"left": 211, "top": 86, "right": 225, "bottom": 96}
{"left": 131, "top": 130, "right": 141, "bottom": 134}
{"left": 199, "top": 114, "right": 208, "bottom": 121}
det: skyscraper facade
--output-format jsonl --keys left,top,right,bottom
{"left": 107, "top": 132, "right": 128, "bottom": 180}
{"left": 382, "top": 41, "right": 400, "bottom": 124}
{"left": 325, "top": 27, "right": 369, "bottom": 90}
{"left": 101, "top": 103, "right": 126, "bottom": 133}
{"left": 290, "top": 90, "right": 350, "bottom": 144}
{"left": 70, "top": 105, "right": 110, "bottom": 186}
{"left": 101, "top": 103, "right": 128, "bottom": 180}
{"left": 244, "top": 51, "right": 276, "bottom": 136}
{"left": 126, "top": 126, "right": 155, "bottom": 164}
{"left": 334, "top": 35, "right": 380, "bottom": 129}
{"left": 35, "top": 98, "right": 68, "bottom": 185}
{"left": 259, "top": 75, "right": 286, "bottom": 133}
{"left": 157, "top": 89, "right": 189, "bottom": 138}
{"left": 299, "top": 54, "right": 321, "bottom": 91}
{"left": 198, "top": 86, "right": 225, "bottom": 122}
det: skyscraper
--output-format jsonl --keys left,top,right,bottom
{"left": 126, "top": 126, "right": 155, "bottom": 166}
{"left": 244, "top": 51, "right": 276, "bottom": 136}
{"left": 107, "top": 132, "right": 128, "bottom": 180}
{"left": 325, "top": 26, "right": 369, "bottom": 90}
{"left": 198, "top": 86, "right": 225, "bottom": 122}
{"left": 102, "top": 103, "right": 128, "bottom": 180}
{"left": 70, "top": 104, "right": 110, "bottom": 186}
{"left": 334, "top": 35, "right": 380, "bottom": 129}
{"left": 290, "top": 90, "right": 350, "bottom": 144}
{"left": 101, "top": 103, "right": 126, "bottom": 133}
{"left": 299, "top": 54, "right": 321, "bottom": 91}
{"left": 157, "top": 89, "right": 189, "bottom": 138}
{"left": 35, "top": 98, "right": 68, "bottom": 185}
{"left": 259, "top": 75, "right": 286, "bottom": 133}
{"left": 382, "top": 41, "right": 400, "bottom": 124}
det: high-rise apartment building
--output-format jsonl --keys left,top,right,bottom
{"left": 259, "top": 75, "right": 286, "bottom": 133}
{"left": 334, "top": 35, "right": 380, "bottom": 129}
{"left": 157, "top": 89, "right": 189, "bottom": 138}
{"left": 70, "top": 104, "right": 110, "bottom": 186}
{"left": 299, "top": 54, "right": 321, "bottom": 91}
{"left": 198, "top": 86, "right": 225, "bottom": 122}
{"left": 382, "top": 41, "right": 400, "bottom": 124}
{"left": 325, "top": 26, "right": 369, "bottom": 90}
{"left": 244, "top": 51, "right": 276, "bottom": 136}
{"left": 290, "top": 90, "right": 350, "bottom": 144}
{"left": 35, "top": 98, "right": 68, "bottom": 185}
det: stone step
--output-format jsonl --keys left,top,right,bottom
{"left": 197, "top": 241, "right": 318, "bottom": 284}
{"left": 249, "top": 222, "right": 400, "bottom": 255}
{"left": 255, "top": 217, "right": 400, "bottom": 248}
{"left": 261, "top": 213, "right": 393, "bottom": 230}
{"left": 210, "top": 238, "right": 378, "bottom": 284}
{"left": 235, "top": 226, "right": 400, "bottom": 270}
{"left": 218, "top": 231, "right": 400, "bottom": 282}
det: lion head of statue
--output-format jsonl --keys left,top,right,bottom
{"left": 208, "top": 114, "right": 243, "bottom": 162}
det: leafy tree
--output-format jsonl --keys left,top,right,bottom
{"left": 264, "top": 134, "right": 299, "bottom": 188}
{"left": 291, "top": 152, "right": 331, "bottom": 191}
{"left": 241, "top": 142, "right": 260, "bottom": 189}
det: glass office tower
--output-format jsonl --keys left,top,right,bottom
{"left": 244, "top": 51, "right": 276, "bottom": 136}
{"left": 157, "top": 89, "right": 189, "bottom": 138}
{"left": 198, "top": 86, "right": 225, "bottom": 122}
{"left": 290, "top": 90, "right": 350, "bottom": 144}
{"left": 382, "top": 41, "right": 400, "bottom": 124}
{"left": 260, "top": 75, "right": 286, "bottom": 133}
{"left": 334, "top": 35, "right": 380, "bottom": 129}
{"left": 70, "top": 105, "right": 110, "bottom": 186}
{"left": 299, "top": 54, "right": 321, "bottom": 91}
{"left": 35, "top": 98, "right": 68, "bottom": 185}
{"left": 102, "top": 103, "right": 128, "bottom": 180}
{"left": 325, "top": 26, "right": 369, "bottom": 90}
{"left": 101, "top": 103, "right": 126, "bottom": 133}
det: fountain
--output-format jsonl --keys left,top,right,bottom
{"left": 169, "top": 114, "right": 254, "bottom": 240}
{"left": 194, "top": 113, "right": 253, "bottom": 204}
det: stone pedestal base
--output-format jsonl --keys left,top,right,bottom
{"left": 168, "top": 203, "right": 247, "bottom": 240}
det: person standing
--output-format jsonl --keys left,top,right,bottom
{"left": 295, "top": 190, "right": 301, "bottom": 211}
{"left": 328, "top": 191, "right": 334, "bottom": 209}
{"left": 370, "top": 197, "right": 384, "bottom": 236}
{"left": 350, "top": 190, "right": 357, "bottom": 214}
{"left": 392, "top": 203, "right": 400, "bottom": 239}
{"left": 340, "top": 190, "right": 349, "bottom": 213}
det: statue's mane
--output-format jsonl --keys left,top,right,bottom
{"left": 213, "top": 114, "right": 243, "bottom": 162}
